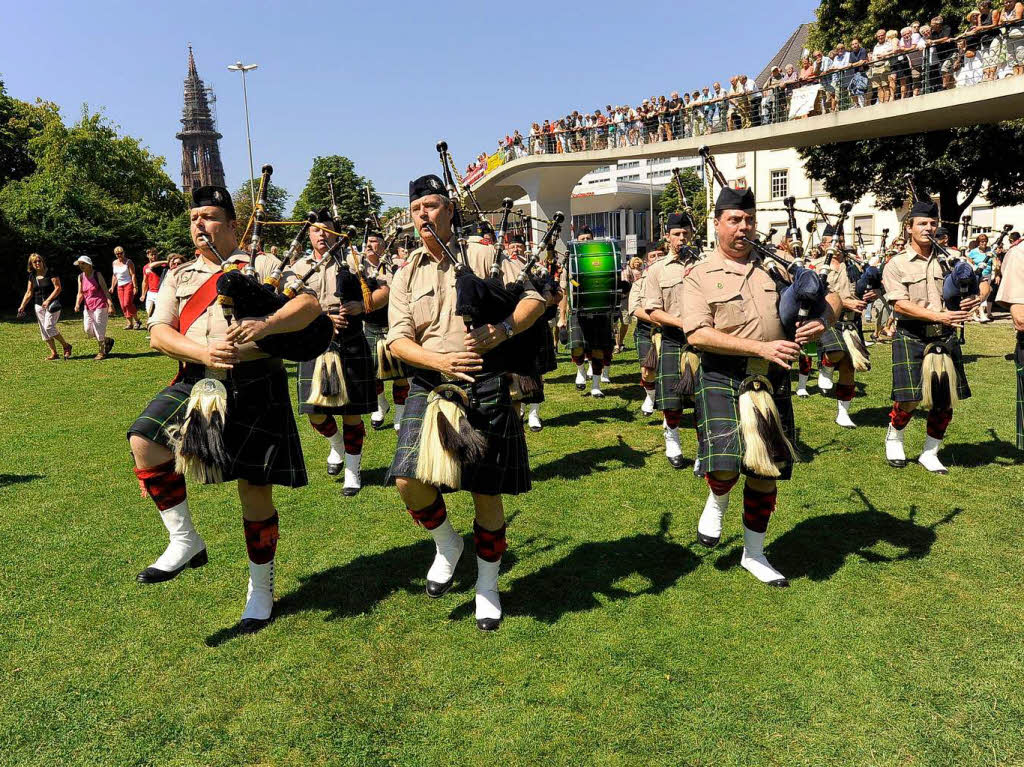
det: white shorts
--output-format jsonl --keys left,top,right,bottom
{"left": 145, "top": 295, "right": 157, "bottom": 316}
{"left": 84, "top": 306, "right": 109, "bottom": 341}
{"left": 35, "top": 304, "right": 61, "bottom": 340}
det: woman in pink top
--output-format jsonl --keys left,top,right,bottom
{"left": 75, "top": 255, "right": 115, "bottom": 360}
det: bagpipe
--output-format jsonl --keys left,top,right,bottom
{"left": 700, "top": 146, "right": 799, "bottom": 479}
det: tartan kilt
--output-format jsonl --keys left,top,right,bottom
{"left": 388, "top": 373, "right": 531, "bottom": 496}
{"left": 296, "top": 328, "right": 376, "bottom": 415}
{"left": 819, "top": 314, "right": 864, "bottom": 361}
{"left": 363, "top": 321, "right": 387, "bottom": 380}
{"left": 568, "top": 311, "right": 614, "bottom": 356}
{"left": 1016, "top": 332, "right": 1023, "bottom": 450}
{"left": 655, "top": 328, "right": 695, "bottom": 412}
{"left": 635, "top": 320, "right": 654, "bottom": 369}
{"left": 127, "top": 360, "right": 307, "bottom": 488}
{"left": 890, "top": 326, "right": 971, "bottom": 403}
{"left": 693, "top": 354, "right": 795, "bottom": 481}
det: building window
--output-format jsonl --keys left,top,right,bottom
{"left": 810, "top": 177, "right": 827, "bottom": 196}
{"left": 770, "top": 170, "right": 788, "bottom": 200}
{"left": 619, "top": 160, "right": 640, "bottom": 169}
{"left": 592, "top": 165, "right": 610, "bottom": 173}
{"left": 733, "top": 177, "right": 748, "bottom": 190}
{"left": 609, "top": 214, "right": 622, "bottom": 239}
{"left": 649, "top": 157, "right": 671, "bottom": 165}
{"left": 736, "top": 152, "right": 746, "bottom": 169}
{"left": 853, "top": 216, "right": 874, "bottom": 243}
{"left": 621, "top": 174, "right": 640, "bottom": 181}
{"left": 970, "top": 205, "right": 994, "bottom": 233}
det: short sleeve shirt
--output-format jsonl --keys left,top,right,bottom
{"left": 282, "top": 251, "right": 343, "bottom": 313}
{"left": 385, "top": 240, "right": 542, "bottom": 354}
{"left": 881, "top": 247, "right": 946, "bottom": 313}
{"left": 681, "top": 250, "right": 786, "bottom": 341}
{"left": 642, "top": 254, "right": 690, "bottom": 319}
{"left": 995, "top": 246, "right": 1024, "bottom": 306}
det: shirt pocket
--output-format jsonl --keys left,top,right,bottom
{"left": 410, "top": 285, "right": 436, "bottom": 333}
{"left": 660, "top": 273, "right": 684, "bottom": 308}
{"left": 709, "top": 292, "right": 747, "bottom": 331}
{"left": 904, "top": 274, "right": 929, "bottom": 303}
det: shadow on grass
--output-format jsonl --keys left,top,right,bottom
{"left": 532, "top": 436, "right": 650, "bottom": 481}
{"left": 543, "top": 407, "right": 636, "bottom": 428}
{"left": 470, "top": 512, "right": 699, "bottom": 623}
{"left": 944, "top": 428, "right": 1020, "bottom": 467}
{"left": 714, "top": 488, "right": 962, "bottom": 582}
{"left": 0, "top": 473, "right": 44, "bottom": 487}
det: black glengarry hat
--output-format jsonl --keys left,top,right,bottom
{"left": 666, "top": 212, "right": 694, "bottom": 230}
{"left": 191, "top": 185, "right": 235, "bottom": 220}
{"left": 409, "top": 174, "right": 449, "bottom": 203}
{"left": 714, "top": 187, "right": 755, "bottom": 215}
{"left": 910, "top": 200, "right": 939, "bottom": 219}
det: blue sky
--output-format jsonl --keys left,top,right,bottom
{"left": 2, "top": 0, "right": 816, "bottom": 208}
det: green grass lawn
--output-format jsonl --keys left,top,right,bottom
{"left": 1, "top": 315, "right": 1022, "bottom": 767}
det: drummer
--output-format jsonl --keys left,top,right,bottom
{"left": 562, "top": 226, "right": 617, "bottom": 397}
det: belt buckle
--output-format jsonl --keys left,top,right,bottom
{"left": 746, "top": 358, "right": 769, "bottom": 377}
{"left": 925, "top": 324, "right": 942, "bottom": 339}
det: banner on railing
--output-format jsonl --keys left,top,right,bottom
{"left": 486, "top": 152, "right": 505, "bottom": 173}
{"left": 788, "top": 84, "right": 822, "bottom": 119}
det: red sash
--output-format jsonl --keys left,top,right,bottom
{"left": 169, "top": 270, "right": 223, "bottom": 384}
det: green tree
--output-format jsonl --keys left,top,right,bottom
{"left": 231, "top": 180, "right": 291, "bottom": 250}
{"left": 0, "top": 80, "right": 59, "bottom": 187}
{"left": 807, "top": 0, "right": 972, "bottom": 53}
{"left": 290, "top": 155, "right": 382, "bottom": 229}
{"left": 656, "top": 169, "right": 707, "bottom": 239}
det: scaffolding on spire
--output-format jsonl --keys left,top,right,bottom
{"left": 176, "top": 45, "right": 226, "bottom": 192}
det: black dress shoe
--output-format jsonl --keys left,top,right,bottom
{"left": 371, "top": 418, "right": 387, "bottom": 431}
{"left": 696, "top": 532, "right": 719, "bottom": 548}
{"left": 136, "top": 548, "right": 208, "bottom": 583}
{"left": 667, "top": 455, "right": 687, "bottom": 470}
{"left": 238, "top": 617, "right": 270, "bottom": 634}
{"left": 591, "top": 391, "right": 605, "bottom": 398}
{"left": 476, "top": 616, "right": 502, "bottom": 631}
{"left": 887, "top": 459, "right": 907, "bottom": 468}
{"left": 342, "top": 485, "right": 361, "bottom": 497}
{"left": 425, "top": 576, "right": 454, "bottom": 598}
{"left": 327, "top": 462, "right": 342, "bottom": 476}
{"left": 765, "top": 577, "right": 790, "bottom": 588}
{"left": 529, "top": 424, "right": 543, "bottom": 433}
{"left": 575, "top": 383, "right": 586, "bottom": 391}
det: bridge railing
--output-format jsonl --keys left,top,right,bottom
{"left": 464, "top": 20, "right": 1024, "bottom": 171}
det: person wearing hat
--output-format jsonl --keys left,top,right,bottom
{"left": 385, "top": 174, "right": 545, "bottom": 631}
{"left": 881, "top": 200, "right": 979, "bottom": 474}
{"left": 795, "top": 223, "right": 839, "bottom": 397}
{"left": 281, "top": 209, "right": 380, "bottom": 496}
{"left": 563, "top": 225, "right": 616, "bottom": 393}
{"left": 126, "top": 185, "right": 321, "bottom": 633}
{"left": 994, "top": 235, "right": 1024, "bottom": 450}
{"left": 682, "top": 186, "right": 826, "bottom": 587}
{"left": 352, "top": 229, "right": 411, "bottom": 434}
{"left": 643, "top": 212, "right": 701, "bottom": 469}
{"left": 630, "top": 249, "right": 662, "bottom": 415}
{"left": 73, "top": 255, "right": 115, "bottom": 360}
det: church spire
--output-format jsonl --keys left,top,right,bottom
{"left": 176, "top": 45, "right": 226, "bottom": 192}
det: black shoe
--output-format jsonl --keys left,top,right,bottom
{"left": 238, "top": 617, "right": 270, "bottom": 634}
{"left": 136, "top": 548, "right": 207, "bottom": 583}
{"left": 667, "top": 455, "right": 687, "bottom": 469}
{"left": 887, "top": 459, "right": 907, "bottom": 468}
{"left": 591, "top": 390, "right": 605, "bottom": 398}
{"left": 476, "top": 616, "right": 502, "bottom": 631}
{"left": 327, "top": 462, "right": 342, "bottom": 476}
{"left": 426, "top": 576, "right": 454, "bottom": 598}
{"left": 104, "top": 337, "right": 115, "bottom": 354}
{"left": 575, "top": 383, "right": 586, "bottom": 391}
{"left": 342, "top": 485, "right": 361, "bottom": 497}
{"left": 765, "top": 577, "right": 790, "bottom": 588}
{"left": 371, "top": 418, "right": 387, "bottom": 431}
{"left": 696, "top": 532, "right": 719, "bottom": 548}
{"left": 529, "top": 424, "right": 543, "bottom": 433}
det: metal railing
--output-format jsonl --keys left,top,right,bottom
{"left": 460, "top": 20, "right": 1024, "bottom": 177}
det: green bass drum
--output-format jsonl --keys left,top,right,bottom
{"left": 568, "top": 240, "right": 621, "bottom": 314}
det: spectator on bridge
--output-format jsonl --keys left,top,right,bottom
{"left": 894, "top": 26, "right": 923, "bottom": 98}
{"left": 762, "top": 66, "right": 786, "bottom": 123}
{"left": 1002, "top": 0, "right": 1024, "bottom": 76}
{"left": 665, "top": 92, "right": 681, "bottom": 141}
{"left": 830, "top": 43, "right": 851, "bottom": 109}
{"left": 690, "top": 91, "right": 707, "bottom": 135}
{"left": 927, "top": 16, "right": 958, "bottom": 89}
{"left": 799, "top": 56, "right": 816, "bottom": 81}
{"left": 953, "top": 39, "right": 984, "bottom": 86}
{"left": 869, "top": 28, "right": 894, "bottom": 103}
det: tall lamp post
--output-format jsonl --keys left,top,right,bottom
{"left": 227, "top": 61, "right": 259, "bottom": 207}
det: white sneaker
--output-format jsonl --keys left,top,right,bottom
{"left": 137, "top": 499, "right": 207, "bottom": 582}
{"left": 740, "top": 527, "right": 788, "bottom": 587}
{"left": 425, "top": 518, "right": 464, "bottom": 597}
{"left": 835, "top": 399, "right": 855, "bottom": 428}
{"left": 796, "top": 373, "right": 809, "bottom": 398}
{"left": 240, "top": 559, "right": 275, "bottom": 631}
{"left": 817, "top": 368, "right": 834, "bottom": 392}
{"left": 918, "top": 435, "right": 948, "bottom": 474}
{"left": 885, "top": 423, "right": 907, "bottom": 467}
{"left": 342, "top": 452, "right": 362, "bottom": 496}
{"left": 475, "top": 556, "right": 502, "bottom": 631}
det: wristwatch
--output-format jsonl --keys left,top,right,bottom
{"left": 500, "top": 320, "right": 515, "bottom": 339}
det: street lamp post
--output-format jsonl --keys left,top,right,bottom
{"left": 227, "top": 61, "right": 259, "bottom": 208}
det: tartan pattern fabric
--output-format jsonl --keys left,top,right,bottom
{"left": 473, "top": 522, "right": 507, "bottom": 562}
{"left": 407, "top": 493, "right": 447, "bottom": 530}
{"left": 388, "top": 374, "right": 531, "bottom": 496}
{"left": 635, "top": 320, "right": 653, "bottom": 369}
{"left": 133, "top": 460, "right": 185, "bottom": 511}
{"left": 296, "top": 329, "right": 376, "bottom": 416}
{"left": 926, "top": 408, "right": 953, "bottom": 440}
{"left": 127, "top": 363, "right": 308, "bottom": 488}
{"left": 243, "top": 513, "right": 279, "bottom": 564}
{"left": 742, "top": 485, "right": 777, "bottom": 533}
{"left": 890, "top": 329, "right": 971, "bottom": 403}
{"left": 363, "top": 321, "right": 387, "bottom": 381}
{"left": 655, "top": 332, "right": 695, "bottom": 412}
{"left": 692, "top": 359, "right": 795, "bottom": 481}
{"left": 818, "top": 325, "right": 847, "bottom": 357}
{"left": 1017, "top": 334, "right": 1024, "bottom": 450}
{"left": 568, "top": 311, "right": 614, "bottom": 357}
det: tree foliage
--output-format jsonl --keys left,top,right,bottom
{"left": 656, "top": 169, "right": 707, "bottom": 239}
{"left": 231, "top": 180, "right": 291, "bottom": 249}
{"left": 807, "top": 0, "right": 974, "bottom": 53}
{"left": 290, "top": 155, "right": 382, "bottom": 229}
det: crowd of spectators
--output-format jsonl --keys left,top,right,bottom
{"left": 466, "top": 7, "right": 1023, "bottom": 167}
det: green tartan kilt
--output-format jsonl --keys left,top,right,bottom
{"left": 890, "top": 326, "right": 971, "bottom": 403}
{"left": 819, "top": 315, "right": 864, "bottom": 361}
{"left": 1015, "top": 332, "right": 1023, "bottom": 450}
{"left": 388, "top": 373, "right": 532, "bottom": 496}
{"left": 127, "top": 360, "right": 307, "bottom": 488}
{"left": 655, "top": 329, "right": 695, "bottom": 412}
{"left": 363, "top": 321, "right": 387, "bottom": 380}
{"left": 296, "top": 328, "right": 376, "bottom": 415}
{"left": 693, "top": 355, "right": 795, "bottom": 481}
{"left": 635, "top": 320, "right": 653, "bottom": 368}
{"left": 568, "top": 311, "right": 614, "bottom": 357}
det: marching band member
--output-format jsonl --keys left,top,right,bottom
{"left": 386, "top": 175, "right": 545, "bottom": 631}
{"left": 630, "top": 250, "right": 661, "bottom": 416}
{"left": 644, "top": 212, "right": 701, "bottom": 469}
{"left": 815, "top": 245, "right": 878, "bottom": 427}
{"left": 564, "top": 226, "right": 615, "bottom": 395}
{"left": 882, "top": 200, "right": 978, "bottom": 474}
{"left": 683, "top": 186, "right": 826, "bottom": 587}
{"left": 127, "top": 186, "right": 320, "bottom": 632}
{"left": 284, "top": 211, "right": 378, "bottom": 496}
{"left": 995, "top": 238, "right": 1024, "bottom": 450}
{"left": 796, "top": 224, "right": 837, "bottom": 396}
{"left": 358, "top": 230, "right": 410, "bottom": 432}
